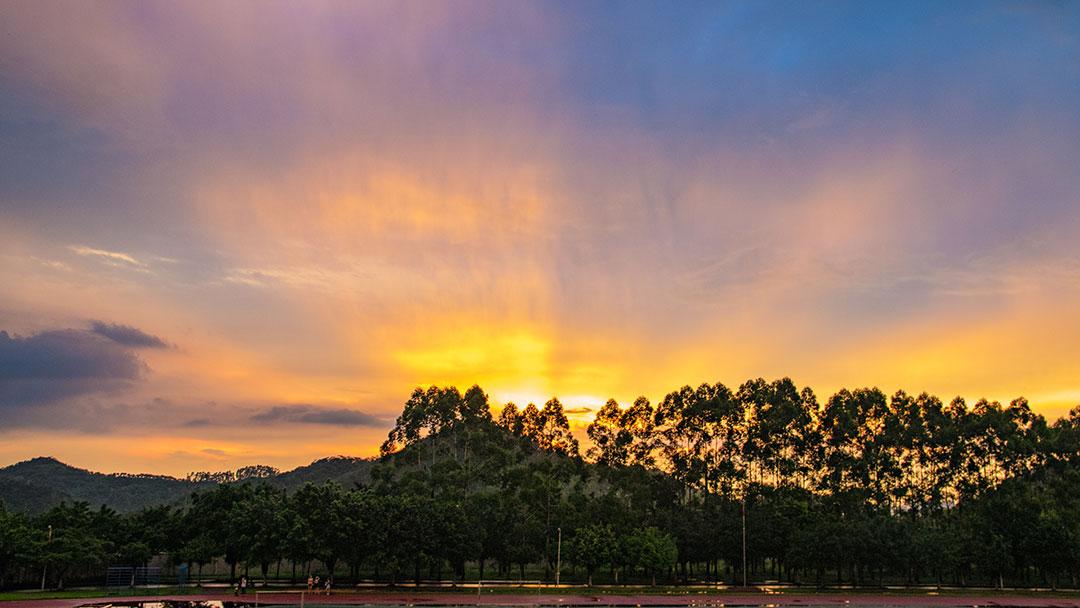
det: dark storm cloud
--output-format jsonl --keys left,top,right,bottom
{"left": 90, "top": 321, "right": 169, "bottom": 349}
{"left": 250, "top": 404, "right": 383, "bottom": 427}
{"left": 0, "top": 328, "right": 148, "bottom": 407}
{"left": 0, "top": 329, "right": 144, "bottom": 380}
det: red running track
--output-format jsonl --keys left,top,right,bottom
{"left": 4, "top": 592, "right": 1080, "bottom": 608}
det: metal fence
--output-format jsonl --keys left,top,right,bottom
{"left": 106, "top": 566, "right": 162, "bottom": 588}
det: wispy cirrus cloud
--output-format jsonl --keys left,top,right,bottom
{"left": 69, "top": 245, "right": 147, "bottom": 269}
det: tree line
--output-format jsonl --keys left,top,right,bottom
{"left": 1, "top": 379, "right": 1079, "bottom": 590}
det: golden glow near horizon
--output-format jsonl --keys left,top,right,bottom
{"left": 1, "top": 2, "right": 1079, "bottom": 475}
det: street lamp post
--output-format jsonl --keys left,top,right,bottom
{"left": 741, "top": 498, "right": 747, "bottom": 588}
{"left": 41, "top": 525, "right": 52, "bottom": 590}
{"left": 555, "top": 527, "right": 562, "bottom": 588}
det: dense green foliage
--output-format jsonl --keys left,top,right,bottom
{"left": 1, "top": 380, "right": 1079, "bottom": 590}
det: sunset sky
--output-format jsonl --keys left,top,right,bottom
{"left": 2, "top": 2, "right": 1079, "bottom": 476}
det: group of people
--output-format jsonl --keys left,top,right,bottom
{"left": 307, "top": 574, "right": 332, "bottom": 595}
{"left": 231, "top": 573, "right": 332, "bottom": 596}
{"left": 233, "top": 576, "right": 249, "bottom": 595}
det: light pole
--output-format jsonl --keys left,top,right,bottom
{"left": 41, "top": 525, "right": 52, "bottom": 590}
{"left": 741, "top": 498, "right": 747, "bottom": 588}
{"left": 555, "top": 527, "right": 562, "bottom": 588}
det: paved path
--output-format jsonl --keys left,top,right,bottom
{"left": 5, "top": 592, "right": 1080, "bottom": 608}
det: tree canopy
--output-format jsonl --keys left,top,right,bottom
{"left": 2, "top": 379, "right": 1079, "bottom": 590}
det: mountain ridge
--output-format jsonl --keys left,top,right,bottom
{"left": 0, "top": 454, "right": 376, "bottom": 514}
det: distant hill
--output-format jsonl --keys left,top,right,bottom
{"left": 270, "top": 455, "right": 373, "bottom": 490}
{"left": 0, "top": 424, "right": 565, "bottom": 515}
{"left": 0, "top": 474, "right": 72, "bottom": 514}
{"left": 0, "top": 455, "right": 375, "bottom": 515}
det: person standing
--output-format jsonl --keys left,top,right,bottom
{"left": 324, "top": 577, "right": 332, "bottom": 596}
{"left": 307, "top": 574, "right": 314, "bottom": 591}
